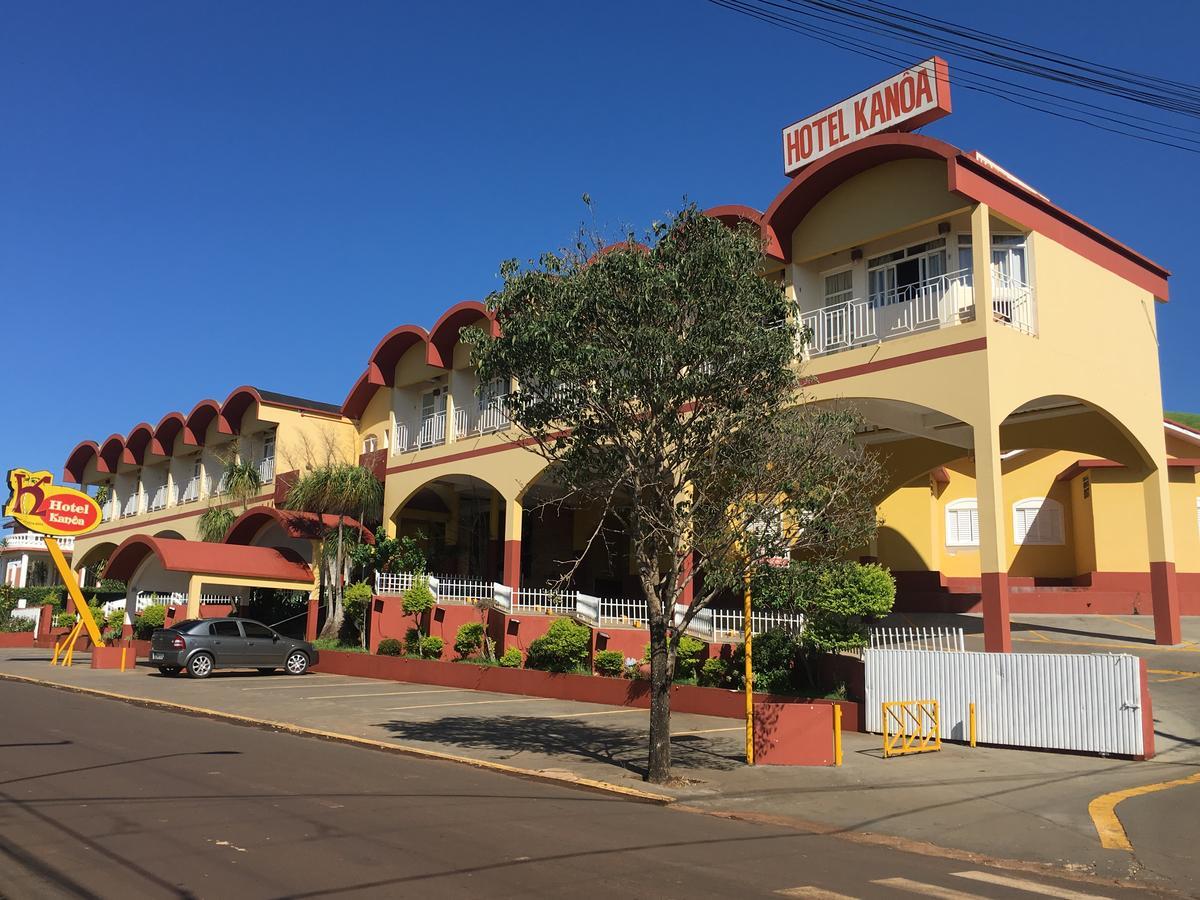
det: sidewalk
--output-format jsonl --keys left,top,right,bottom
{"left": 1, "top": 640, "right": 1196, "bottom": 894}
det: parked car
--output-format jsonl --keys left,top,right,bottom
{"left": 150, "top": 617, "right": 318, "bottom": 678}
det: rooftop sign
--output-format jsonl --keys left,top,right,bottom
{"left": 782, "top": 57, "right": 951, "bottom": 176}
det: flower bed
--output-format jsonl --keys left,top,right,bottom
{"left": 313, "top": 649, "right": 862, "bottom": 730}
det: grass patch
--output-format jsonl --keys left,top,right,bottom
{"left": 312, "top": 637, "right": 368, "bottom": 654}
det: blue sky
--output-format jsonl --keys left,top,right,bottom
{"left": 2, "top": 0, "right": 1197, "bottom": 488}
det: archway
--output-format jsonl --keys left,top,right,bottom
{"left": 391, "top": 475, "right": 509, "bottom": 582}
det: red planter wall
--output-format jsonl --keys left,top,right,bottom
{"left": 0, "top": 632, "right": 35, "bottom": 648}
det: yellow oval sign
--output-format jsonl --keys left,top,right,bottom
{"left": 4, "top": 469, "right": 103, "bottom": 537}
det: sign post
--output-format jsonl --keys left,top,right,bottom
{"left": 4, "top": 469, "right": 105, "bottom": 658}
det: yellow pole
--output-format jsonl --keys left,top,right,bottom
{"left": 744, "top": 569, "right": 753, "bottom": 766}
{"left": 44, "top": 537, "right": 104, "bottom": 648}
{"left": 969, "top": 702, "right": 977, "bottom": 748}
{"left": 834, "top": 704, "right": 843, "bottom": 766}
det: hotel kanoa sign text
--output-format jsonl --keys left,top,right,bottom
{"left": 782, "top": 57, "right": 951, "bottom": 176}
{"left": 5, "top": 468, "right": 102, "bottom": 537}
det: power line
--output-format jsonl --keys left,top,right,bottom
{"left": 707, "top": 0, "right": 1200, "bottom": 154}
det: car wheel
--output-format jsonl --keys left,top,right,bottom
{"left": 188, "top": 653, "right": 214, "bottom": 679}
{"left": 285, "top": 651, "right": 309, "bottom": 676}
{"left": 158, "top": 666, "right": 181, "bottom": 676}
{"left": 256, "top": 667, "right": 276, "bottom": 675}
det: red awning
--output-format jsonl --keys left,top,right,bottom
{"left": 105, "top": 535, "right": 313, "bottom": 584}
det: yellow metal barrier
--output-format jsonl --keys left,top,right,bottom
{"left": 882, "top": 699, "right": 941, "bottom": 758}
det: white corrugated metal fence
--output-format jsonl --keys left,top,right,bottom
{"left": 865, "top": 649, "right": 1146, "bottom": 757}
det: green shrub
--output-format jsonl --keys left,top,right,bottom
{"left": 8, "top": 585, "right": 65, "bottom": 611}
{"left": 343, "top": 581, "right": 372, "bottom": 642}
{"left": 402, "top": 575, "right": 436, "bottom": 620}
{"left": 698, "top": 657, "right": 730, "bottom": 688}
{"left": 642, "top": 634, "right": 706, "bottom": 681}
{"left": 594, "top": 650, "right": 625, "bottom": 677}
{"left": 97, "top": 579, "right": 127, "bottom": 593}
{"left": 525, "top": 617, "right": 591, "bottom": 673}
{"left": 404, "top": 627, "right": 423, "bottom": 656}
{"left": 454, "top": 621, "right": 486, "bottom": 659}
{"left": 498, "top": 647, "right": 522, "bottom": 667}
{"left": 134, "top": 604, "right": 166, "bottom": 639}
{"left": 376, "top": 637, "right": 404, "bottom": 656}
{"left": 53, "top": 611, "right": 77, "bottom": 629}
{"left": 103, "top": 607, "right": 126, "bottom": 639}
{"left": 0, "top": 615, "right": 35, "bottom": 632}
{"left": 728, "top": 627, "right": 802, "bottom": 694}
{"left": 419, "top": 635, "right": 445, "bottom": 659}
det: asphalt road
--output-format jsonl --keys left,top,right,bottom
{"left": 0, "top": 680, "right": 1161, "bottom": 900}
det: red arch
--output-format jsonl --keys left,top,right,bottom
{"left": 124, "top": 423, "right": 163, "bottom": 463}
{"left": 224, "top": 505, "right": 374, "bottom": 546}
{"left": 221, "top": 385, "right": 263, "bottom": 432}
{"left": 761, "top": 133, "right": 959, "bottom": 263}
{"left": 702, "top": 205, "right": 784, "bottom": 261}
{"left": 426, "top": 301, "right": 496, "bottom": 369}
{"left": 63, "top": 441, "right": 101, "bottom": 484}
{"left": 369, "top": 325, "right": 429, "bottom": 386}
{"left": 153, "top": 412, "right": 194, "bottom": 452}
{"left": 99, "top": 434, "right": 132, "bottom": 472}
{"left": 185, "top": 399, "right": 231, "bottom": 445}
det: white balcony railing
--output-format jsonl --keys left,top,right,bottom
{"left": 120, "top": 492, "right": 142, "bottom": 518}
{"left": 101, "top": 499, "right": 118, "bottom": 522}
{"left": 2, "top": 533, "right": 75, "bottom": 551}
{"left": 416, "top": 412, "right": 446, "bottom": 449}
{"left": 257, "top": 456, "right": 275, "bottom": 484}
{"left": 799, "top": 269, "right": 1036, "bottom": 358}
{"left": 392, "top": 422, "right": 409, "bottom": 455}
{"left": 147, "top": 485, "right": 168, "bottom": 512}
{"left": 179, "top": 476, "right": 200, "bottom": 504}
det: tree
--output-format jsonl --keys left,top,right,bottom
{"left": 285, "top": 463, "right": 383, "bottom": 639}
{"left": 198, "top": 450, "right": 262, "bottom": 543}
{"left": 466, "top": 204, "right": 882, "bottom": 783}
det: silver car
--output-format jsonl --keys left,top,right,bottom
{"left": 149, "top": 617, "right": 318, "bottom": 679}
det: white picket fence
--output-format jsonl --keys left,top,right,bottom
{"left": 869, "top": 626, "right": 965, "bottom": 652}
{"left": 674, "top": 605, "right": 805, "bottom": 642}
{"left": 374, "top": 571, "right": 512, "bottom": 613}
{"left": 865, "top": 649, "right": 1147, "bottom": 756}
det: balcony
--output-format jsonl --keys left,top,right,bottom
{"left": 393, "top": 400, "right": 511, "bottom": 455}
{"left": 120, "top": 492, "right": 143, "bottom": 518}
{"left": 455, "top": 397, "right": 511, "bottom": 438}
{"left": 2, "top": 533, "right": 75, "bottom": 552}
{"left": 798, "top": 269, "right": 1035, "bottom": 358}
{"left": 101, "top": 499, "right": 118, "bottom": 522}
{"left": 179, "top": 476, "right": 200, "bottom": 504}
{"left": 147, "top": 485, "right": 169, "bottom": 512}
{"left": 256, "top": 456, "right": 275, "bottom": 484}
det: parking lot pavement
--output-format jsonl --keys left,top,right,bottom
{"left": 3, "top": 630, "right": 1199, "bottom": 892}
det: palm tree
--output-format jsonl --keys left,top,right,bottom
{"left": 285, "top": 463, "right": 383, "bottom": 639}
{"left": 198, "top": 455, "right": 263, "bottom": 543}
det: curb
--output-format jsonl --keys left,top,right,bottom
{"left": 0, "top": 671, "right": 675, "bottom": 806}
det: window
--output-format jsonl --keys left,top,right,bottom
{"left": 209, "top": 621, "right": 242, "bottom": 637}
{"left": 362, "top": 434, "right": 378, "bottom": 454}
{"left": 823, "top": 269, "right": 853, "bottom": 307}
{"left": 958, "top": 233, "right": 1027, "bottom": 282}
{"left": 421, "top": 386, "right": 447, "bottom": 419}
{"left": 945, "top": 498, "right": 979, "bottom": 547}
{"left": 242, "top": 622, "right": 275, "bottom": 639}
{"left": 867, "top": 238, "right": 946, "bottom": 305}
{"left": 262, "top": 433, "right": 275, "bottom": 460}
{"left": 1013, "top": 497, "right": 1064, "bottom": 546}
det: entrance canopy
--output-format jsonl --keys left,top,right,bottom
{"left": 106, "top": 535, "right": 313, "bottom": 585}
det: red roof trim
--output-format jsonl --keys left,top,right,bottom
{"left": 63, "top": 441, "right": 101, "bottom": 484}
{"left": 221, "top": 386, "right": 263, "bottom": 432}
{"left": 702, "top": 205, "right": 784, "bottom": 261}
{"left": 105, "top": 534, "right": 313, "bottom": 584}
{"left": 1056, "top": 457, "right": 1200, "bottom": 481}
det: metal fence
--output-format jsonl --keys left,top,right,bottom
{"left": 869, "top": 627, "right": 965, "bottom": 652}
{"left": 865, "top": 649, "right": 1146, "bottom": 756}
{"left": 674, "top": 605, "right": 805, "bottom": 642}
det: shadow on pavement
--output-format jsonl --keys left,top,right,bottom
{"left": 374, "top": 715, "right": 743, "bottom": 777}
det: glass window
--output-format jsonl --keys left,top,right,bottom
{"left": 242, "top": 622, "right": 275, "bottom": 639}
{"left": 823, "top": 270, "right": 853, "bottom": 306}
{"left": 362, "top": 434, "right": 378, "bottom": 454}
{"left": 209, "top": 620, "right": 242, "bottom": 637}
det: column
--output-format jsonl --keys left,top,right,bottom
{"left": 19, "top": 553, "right": 29, "bottom": 589}
{"left": 974, "top": 421, "right": 1011, "bottom": 653}
{"left": 678, "top": 551, "right": 697, "bottom": 606}
{"left": 1142, "top": 465, "right": 1181, "bottom": 645}
{"left": 503, "top": 496, "right": 522, "bottom": 593}
{"left": 970, "top": 202, "right": 993, "bottom": 320}
{"left": 186, "top": 575, "right": 202, "bottom": 619}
